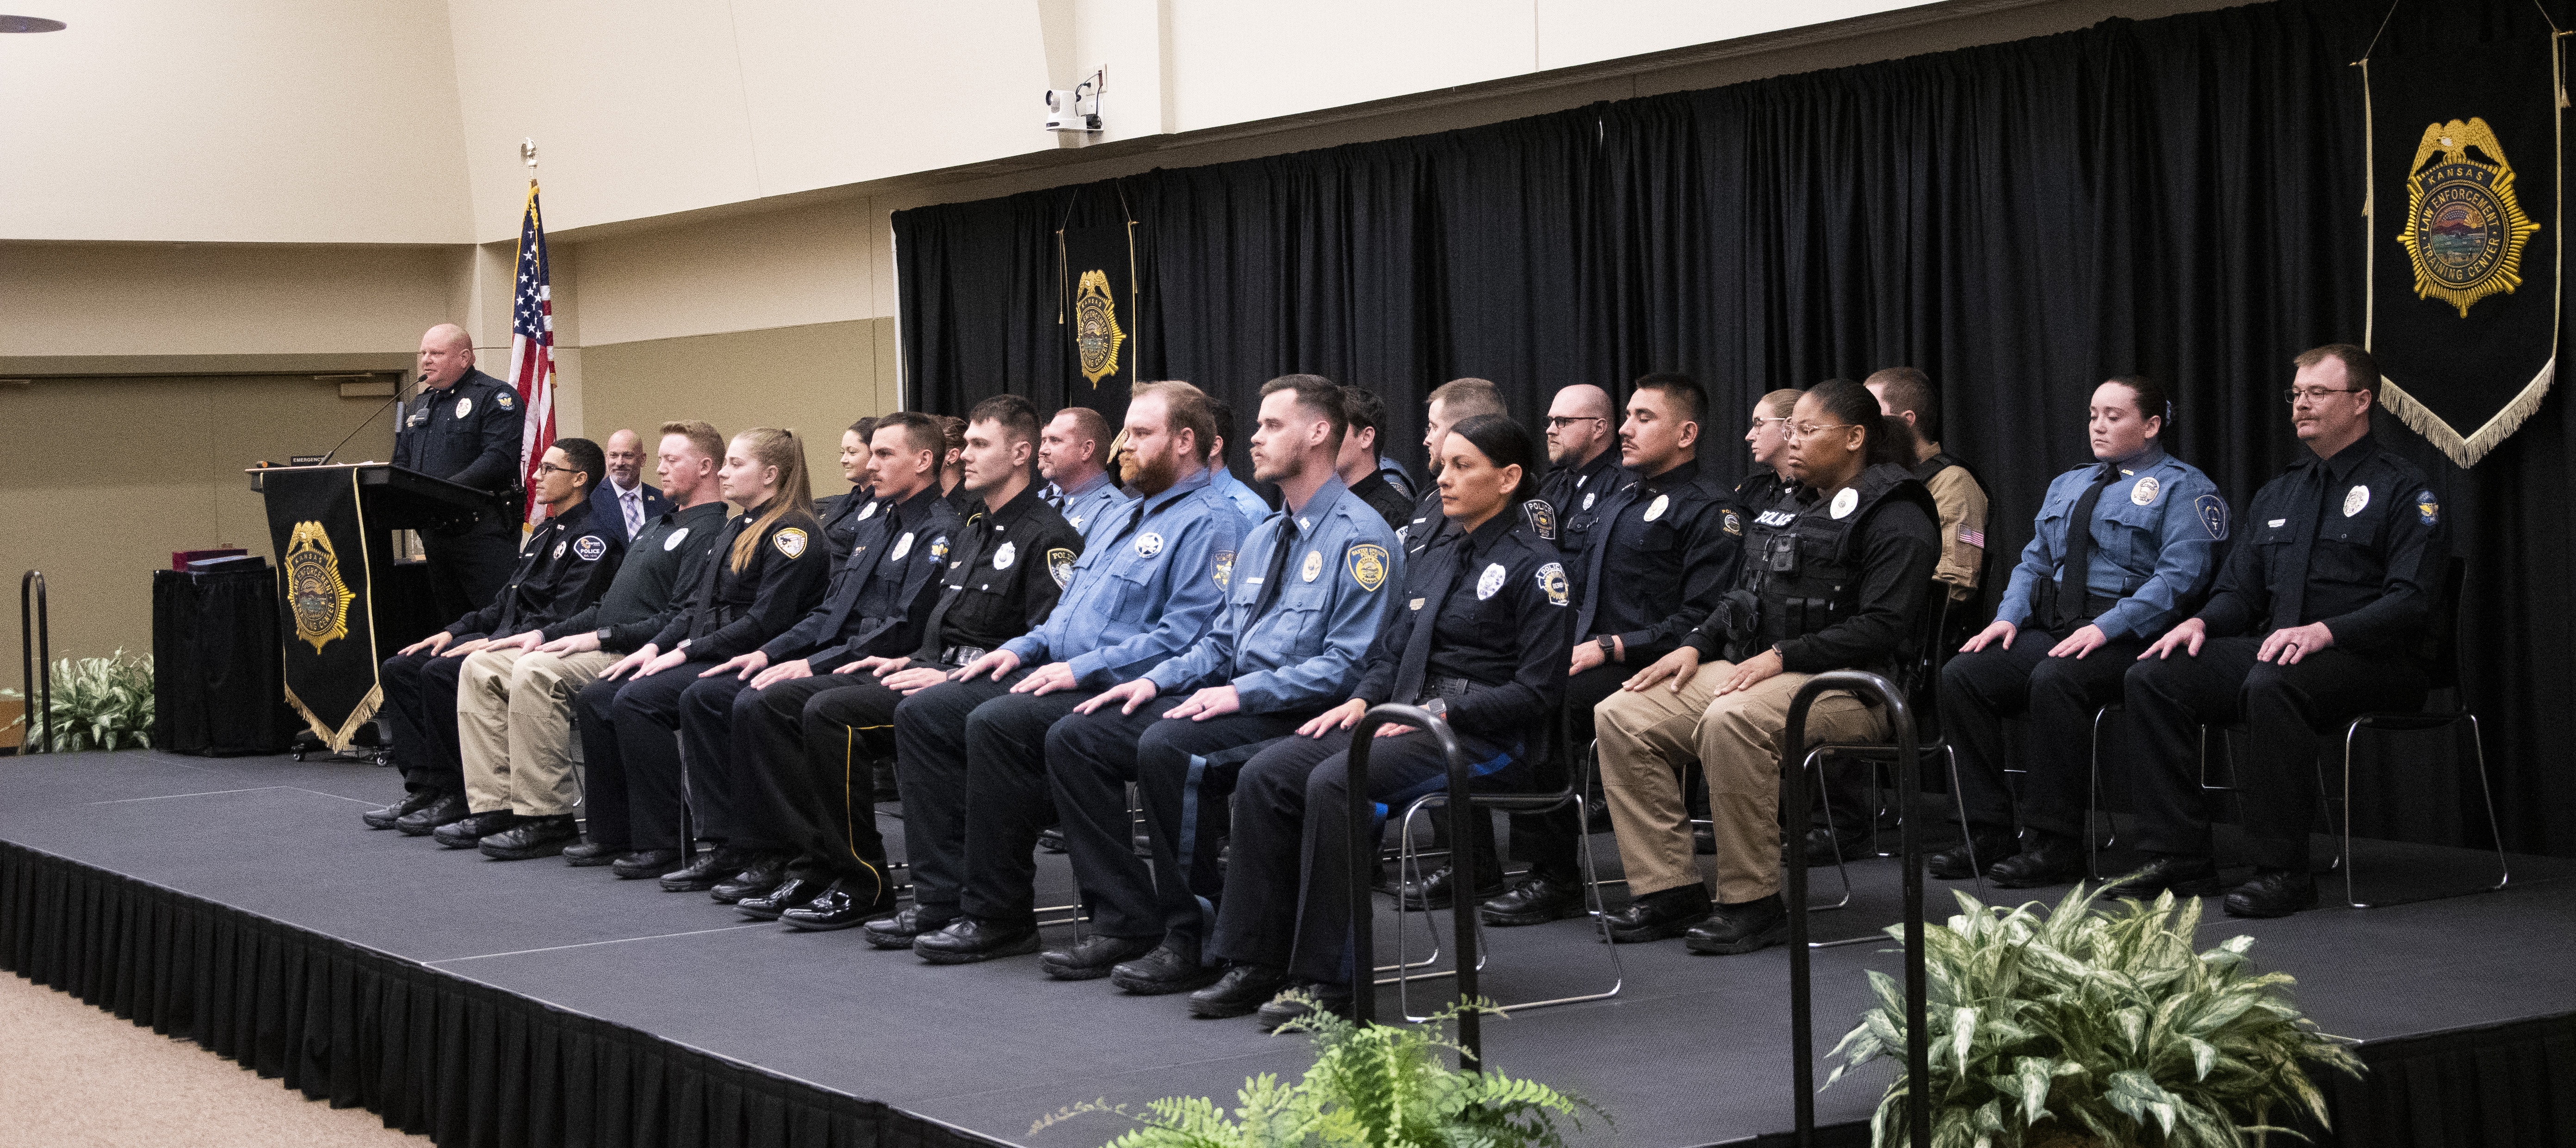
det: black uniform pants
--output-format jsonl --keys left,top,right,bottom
{"left": 2122, "top": 637, "right": 2427, "bottom": 870}
{"left": 674, "top": 668, "right": 762, "bottom": 848}
{"left": 607, "top": 657, "right": 728, "bottom": 852}
{"left": 720, "top": 673, "right": 878, "bottom": 862}
{"left": 1506, "top": 664, "right": 1625, "bottom": 882}
{"left": 1211, "top": 729, "right": 1526, "bottom": 984}
{"left": 381, "top": 636, "right": 484, "bottom": 795}
{"left": 422, "top": 520, "right": 518, "bottom": 623}
{"left": 1941, "top": 628, "right": 2147, "bottom": 838}
{"left": 1046, "top": 700, "right": 1309, "bottom": 947}
{"left": 571, "top": 675, "right": 635, "bottom": 849}
{"left": 781, "top": 678, "right": 913, "bottom": 897}
{"left": 892, "top": 671, "right": 1103, "bottom": 923}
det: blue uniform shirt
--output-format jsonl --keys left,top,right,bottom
{"left": 1003, "top": 466, "right": 1246, "bottom": 686}
{"left": 1206, "top": 464, "right": 1272, "bottom": 528}
{"left": 1053, "top": 469, "right": 1134, "bottom": 548}
{"left": 1142, "top": 475, "right": 1404, "bottom": 713}
{"left": 1996, "top": 446, "right": 2226, "bottom": 642}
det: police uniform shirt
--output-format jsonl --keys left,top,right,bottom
{"left": 1538, "top": 447, "right": 1625, "bottom": 560}
{"left": 1996, "top": 447, "right": 2226, "bottom": 642}
{"left": 761, "top": 486, "right": 960, "bottom": 673}
{"left": 1054, "top": 469, "right": 1134, "bottom": 548}
{"left": 1375, "top": 454, "right": 1414, "bottom": 500}
{"left": 1737, "top": 469, "right": 1796, "bottom": 513}
{"left": 1402, "top": 484, "right": 1450, "bottom": 556}
{"left": 391, "top": 368, "right": 524, "bottom": 500}
{"left": 543, "top": 500, "right": 729, "bottom": 651}
{"left": 1350, "top": 512, "right": 1571, "bottom": 742}
{"left": 1576, "top": 457, "right": 1746, "bottom": 664}
{"left": 1141, "top": 475, "right": 1405, "bottom": 713}
{"left": 1686, "top": 465, "right": 1941, "bottom": 673}
{"left": 999, "top": 465, "right": 1247, "bottom": 687}
{"left": 442, "top": 502, "right": 623, "bottom": 638}
{"left": 2195, "top": 433, "right": 2446, "bottom": 650}
{"left": 648, "top": 502, "right": 831, "bottom": 660}
{"left": 914, "top": 482, "right": 1085, "bottom": 662}
{"left": 1207, "top": 464, "right": 1272, "bottom": 529}
{"left": 816, "top": 488, "right": 876, "bottom": 575}
{"left": 1347, "top": 471, "right": 1412, "bottom": 532}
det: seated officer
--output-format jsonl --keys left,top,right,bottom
{"left": 756, "top": 398, "right": 1085, "bottom": 931}
{"left": 1402, "top": 378, "right": 1509, "bottom": 555}
{"left": 675, "top": 413, "right": 962, "bottom": 901}
{"left": 1045, "top": 374, "right": 1402, "bottom": 988}
{"left": 1940, "top": 377, "right": 2222, "bottom": 885}
{"left": 1537, "top": 383, "right": 1622, "bottom": 567}
{"left": 1487, "top": 373, "right": 1744, "bottom": 927}
{"left": 2125, "top": 344, "right": 2446, "bottom": 917}
{"left": 1204, "top": 396, "right": 1273, "bottom": 527}
{"left": 816, "top": 416, "right": 880, "bottom": 569}
{"left": 366, "top": 438, "right": 622, "bottom": 836}
{"left": 1598, "top": 381, "right": 1939, "bottom": 955}
{"left": 873, "top": 381, "right": 1245, "bottom": 962}
{"left": 452, "top": 422, "right": 731, "bottom": 860}
{"left": 1740, "top": 389, "right": 1804, "bottom": 508}
{"left": 1189, "top": 414, "right": 1567, "bottom": 1031}
{"left": 575, "top": 429, "right": 830, "bottom": 882}
{"left": 1868, "top": 367, "right": 1989, "bottom": 608}
{"left": 1039, "top": 406, "right": 1130, "bottom": 544}
{"left": 1336, "top": 386, "right": 1413, "bottom": 531}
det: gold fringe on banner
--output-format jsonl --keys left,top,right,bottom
{"left": 285, "top": 680, "right": 382, "bottom": 753}
{"left": 2378, "top": 361, "right": 2555, "bottom": 468}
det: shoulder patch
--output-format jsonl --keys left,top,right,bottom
{"left": 1521, "top": 500, "right": 1557, "bottom": 540}
{"left": 2415, "top": 489, "right": 2440, "bottom": 526}
{"left": 1721, "top": 509, "right": 1743, "bottom": 537}
{"left": 1348, "top": 543, "right": 1389, "bottom": 592}
{"left": 2194, "top": 494, "right": 2229, "bottom": 541}
{"left": 573, "top": 535, "right": 607, "bottom": 562}
{"left": 929, "top": 535, "right": 951, "bottom": 562}
{"left": 495, "top": 389, "right": 515, "bottom": 410}
{"left": 1046, "top": 547, "right": 1077, "bottom": 588}
{"left": 772, "top": 527, "right": 808, "bottom": 559}
{"left": 1536, "top": 562, "right": 1569, "bottom": 607}
{"left": 1213, "top": 549, "right": 1236, "bottom": 587}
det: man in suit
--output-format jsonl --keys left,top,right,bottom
{"left": 587, "top": 428, "right": 670, "bottom": 542}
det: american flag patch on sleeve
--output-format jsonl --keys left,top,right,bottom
{"left": 1957, "top": 527, "right": 1985, "bottom": 547}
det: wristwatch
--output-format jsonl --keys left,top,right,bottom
{"left": 1597, "top": 635, "right": 1618, "bottom": 661}
{"left": 596, "top": 627, "right": 615, "bottom": 645}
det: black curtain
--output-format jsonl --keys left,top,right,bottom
{"left": 894, "top": 0, "right": 2576, "bottom": 857}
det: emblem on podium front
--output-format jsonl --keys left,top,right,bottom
{"left": 285, "top": 520, "right": 355, "bottom": 654}
{"left": 2397, "top": 117, "right": 2542, "bottom": 318}
{"left": 1074, "top": 269, "right": 1127, "bottom": 387}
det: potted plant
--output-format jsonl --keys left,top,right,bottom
{"left": 1036, "top": 998, "right": 1603, "bottom": 1148}
{"left": 4, "top": 650, "right": 156, "bottom": 753}
{"left": 1826, "top": 883, "right": 2362, "bottom": 1148}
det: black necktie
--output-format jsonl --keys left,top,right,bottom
{"left": 915, "top": 513, "right": 992, "bottom": 655}
{"left": 1246, "top": 517, "right": 1299, "bottom": 623}
{"left": 1392, "top": 540, "right": 1468, "bottom": 706}
{"left": 2272, "top": 462, "right": 2328, "bottom": 631}
{"left": 2054, "top": 465, "right": 2119, "bottom": 631}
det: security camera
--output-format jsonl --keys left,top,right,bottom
{"left": 1045, "top": 72, "right": 1103, "bottom": 133}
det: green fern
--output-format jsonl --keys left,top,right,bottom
{"left": 1032, "top": 997, "right": 1604, "bottom": 1148}
{"left": 1824, "top": 882, "right": 2363, "bottom": 1148}
{"left": 4, "top": 650, "right": 154, "bottom": 753}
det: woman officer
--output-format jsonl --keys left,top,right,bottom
{"left": 1938, "top": 376, "right": 2223, "bottom": 887}
{"left": 815, "top": 416, "right": 880, "bottom": 570}
{"left": 587, "top": 428, "right": 832, "bottom": 882}
{"left": 1185, "top": 414, "right": 1570, "bottom": 1030}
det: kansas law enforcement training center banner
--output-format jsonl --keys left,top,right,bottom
{"left": 260, "top": 468, "right": 385, "bottom": 749}
{"left": 2364, "top": 24, "right": 2565, "bottom": 468}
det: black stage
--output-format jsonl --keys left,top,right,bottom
{"left": 2, "top": 749, "right": 2571, "bottom": 1147}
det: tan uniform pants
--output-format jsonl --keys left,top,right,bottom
{"left": 458, "top": 647, "right": 620, "bottom": 817}
{"left": 1595, "top": 660, "right": 1889, "bottom": 903}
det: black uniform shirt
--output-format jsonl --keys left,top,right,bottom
{"left": 543, "top": 500, "right": 727, "bottom": 650}
{"left": 914, "top": 482, "right": 1086, "bottom": 662}
{"left": 815, "top": 488, "right": 876, "bottom": 575}
{"left": 1402, "top": 484, "right": 1452, "bottom": 557}
{"left": 443, "top": 502, "right": 623, "bottom": 638}
{"left": 1352, "top": 512, "right": 1570, "bottom": 743}
{"left": 1348, "top": 472, "right": 1413, "bottom": 532}
{"left": 2197, "top": 433, "right": 2446, "bottom": 653}
{"left": 762, "top": 485, "right": 959, "bottom": 671}
{"left": 648, "top": 502, "right": 830, "bottom": 660}
{"left": 390, "top": 368, "right": 524, "bottom": 501}
{"left": 1578, "top": 457, "right": 1746, "bottom": 663}
{"left": 1539, "top": 447, "right": 1626, "bottom": 560}
{"left": 1755, "top": 485, "right": 1940, "bottom": 673}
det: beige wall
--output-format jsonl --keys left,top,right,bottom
{"left": 0, "top": 376, "right": 399, "bottom": 664}
{"left": 0, "top": 241, "right": 468, "bottom": 360}
{"left": 578, "top": 320, "right": 902, "bottom": 502}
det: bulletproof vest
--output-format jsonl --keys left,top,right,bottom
{"left": 1732, "top": 462, "right": 1935, "bottom": 666}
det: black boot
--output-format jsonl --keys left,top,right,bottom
{"left": 1683, "top": 893, "right": 1789, "bottom": 955}
{"left": 2223, "top": 868, "right": 2317, "bottom": 919}
{"left": 1038, "top": 933, "right": 1161, "bottom": 981}
{"left": 855, "top": 902, "right": 954, "bottom": 946}
{"left": 2100, "top": 853, "right": 2222, "bottom": 901}
{"left": 432, "top": 809, "right": 518, "bottom": 849}
{"left": 912, "top": 916, "right": 1041, "bottom": 964}
{"left": 609, "top": 848, "right": 683, "bottom": 880}
{"left": 1394, "top": 862, "right": 1505, "bottom": 912}
{"left": 1187, "top": 964, "right": 1288, "bottom": 1019}
{"left": 1601, "top": 883, "right": 1712, "bottom": 943}
{"left": 1479, "top": 872, "right": 1585, "bottom": 926}
{"left": 708, "top": 852, "right": 791, "bottom": 903}
{"left": 1989, "top": 831, "right": 2085, "bottom": 889}
{"left": 479, "top": 815, "right": 579, "bottom": 861}
{"left": 362, "top": 790, "right": 438, "bottom": 830}
{"left": 1109, "top": 942, "right": 1225, "bottom": 995}
{"left": 1256, "top": 981, "right": 1354, "bottom": 1033}
{"left": 1926, "top": 827, "right": 2018, "bottom": 880}
{"left": 393, "top": 791, "right": 469, "bottom": 836}
{"left": 562, "top": 836, "right": 624, "bottom": 866}
{"left": 658, "top": 846, "right": 746, "bottom": 892}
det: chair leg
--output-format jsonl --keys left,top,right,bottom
{"left": 2087, "top": 706, "right": 2113, "bottom": 881}
{"left": 2466, "top": 715, "right": 2512, "bottom": 894}
{"left": 2336, "top": 714, "right": 2513, "bottom": 908}
{"left": 1941, "top": 746, "right": 1989, "bottom": 903}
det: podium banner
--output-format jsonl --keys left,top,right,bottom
{"left": 1059, "top": 222, "right": 1141, "bottom": 423}
{"left": 259, "top": 468, "right": 384, "bottom": 749}
{"left": 2364, "top": 34, "right": 2564, "bottom": 468}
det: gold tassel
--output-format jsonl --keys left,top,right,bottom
{"left": 2378, "top": 359, "right": 2556, "bottom": 468}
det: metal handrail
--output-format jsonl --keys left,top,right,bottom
{"left": 1782, "top": 669, "right": 1925, "bottom": 1148}
{"left": 1345, "top": 702, "right": 1479, "bottom": 1070}
{"left": 19, "top": 571, "right": 50, "bottom": 755}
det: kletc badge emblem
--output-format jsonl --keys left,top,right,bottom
{"left": 2397, "top": 117, "right": 2543, "bottom": 318}
{"left": 1073, "top": 269, "right": 1126, "bottom": 387}
{"left": 284, "top": 520, "right": 355, "bottom": 654}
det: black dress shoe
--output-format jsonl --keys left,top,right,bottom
{"left": 1783, "top": 826, "right": 1870, "bottom": 867}
{"left": 1989, "top": 831, "right": 2085, "bottom": 889}
{"left": 433, "top": 809, "right": 518, "bottom": 849}
{"left": 1188, "top": 964, "right": 1289, "bottom": 1018}
{"left": 1480, "top": 873, "right": 1585, "bottom": 926}
{"left": 1110, "top": 943, "right": 1226, "bottom": 995}
{"left": 781, "top": 880, "right": 903, "bottom": 931}
{"left": 738, "top": 873, "right": 831, "bottom": 920}
{"left": 362, "top": 790, "right": 438, "bottom": 830}
{"left": 1684, "top": 893, "right": 1790, "bottom": 955}
{"left": 1602, "top": 884, "right": 1712, "bottom": 944}
{"left": 1037, "top": 827, "right": 1068, "bottom": 854}
{"left": 913, "top": 916, "right": 1040, "bottom": 964}
{"left": 562, "top": 838, "right": 624, "bottom": 867}
{"left": 394, "top": 791, "right": 469, "bottom": 836}
{"left": 859, "top": 903, "right": 957, "bottom": 947}
{"left": 1257, "top": 981, "right": 1354, "bottom": 1033}
{"left": 1926, "top": 829, "right": 2018, "bottom": 880}
{"left": 610, "top": 848, "right": 683, "bottom": 880}
{"left": 659, "top": 847, "right": 746, "bottom": 892}
{"left": 1039, "top": 933, "right": 1161, "bottom": 981}
{"left": 709, "top": 852, "right": 790, "bottom": 903}
{"left": 1394, "top": 863, "right": 1506, "bottom": 912}
{"left": 2223, "top": 868, "right": 2318, "bottom": 919}
{"left": 2101, "top": 853, "right": 2222, "bottom": 901}
{"left": 479, "top": 815, "right": 578, "bottom": 861}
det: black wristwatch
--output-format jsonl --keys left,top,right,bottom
{"left": 596, "top": 627, "right": 615, "bottom": 645}
{"left": 1597, "top": 635, "right": 1618, "bottom": 661}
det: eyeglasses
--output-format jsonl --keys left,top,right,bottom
{"left": 1786, "top": 421, "right": 1855, "bottom": 441}
{"left": 1749, "top": 415, "right": 1790, "bottom": 434}
{"left": 534, "top": 463, "right": 582, "bottom": 477}
{"left": 1543, "top": 415, "right": 1605, "bottom": 430}
{"left": 2283, "top": 386, "right": 2360, "bottom": 405}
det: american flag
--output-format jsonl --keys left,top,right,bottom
{"left": 507, "top": 182, "right": 557, "bottom": 526}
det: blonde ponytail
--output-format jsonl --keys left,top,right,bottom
{"left": 728, "top": 427, "right": 817, "bottom": 572}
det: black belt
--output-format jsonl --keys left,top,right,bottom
{"left": 1410, "top": 676, "right": 1490, "bottom": 714}
{"left": 938, "top": 645, "right": 989, "bottom": 668}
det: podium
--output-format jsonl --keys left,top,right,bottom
{"left": 248, "top": 463, "right": 508, "bottom": 749}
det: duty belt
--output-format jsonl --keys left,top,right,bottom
{"left": 938, "top": 645, "right": 989, "bottom": 668}
{"left": 1409, "top": 676, "right": 1489, "bottom": 716}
